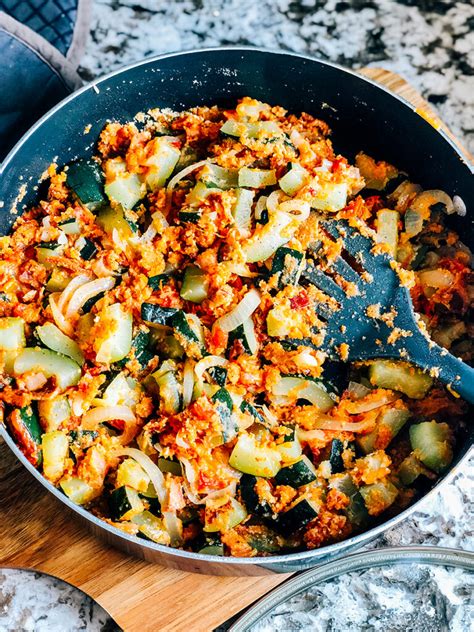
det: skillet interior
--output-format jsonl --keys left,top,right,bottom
{"left": 0, "top": 48, "right": 472, "bottom": 573}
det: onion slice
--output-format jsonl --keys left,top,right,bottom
{"left": 82, "top": 405, "right": 136, "bottom": 429}
{"left": 57, "top": 274, "right": 91, "bottom": 312}
{"left": 216, "top": 289, "right": 261, "bottom": 332}
{"left": 65, "top": 277, "right": 115, "bottom": 318}
{"left": 116, "top": 447, "right": 167, "bottom": 506}
{"left": 344, "top": 392, "right": 398, "bottom": 414}
{"left": 194, "top": 355, "right": 228, "bottom": 382}
{"left": 306, "top": 418, "right": 376, "bottom": 432}
{"left": 182, "top": 359, "right": 195, "bottom": 408}
{"left": 166, "top": 160, "right": 211, "bottom": 203}
{"left": 49, "top": 295, "right": 74, "bottom": 336}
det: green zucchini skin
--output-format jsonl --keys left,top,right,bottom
{"left": 117, "top": 330, "right": 154, "bottom": 369}
{"left": 141, "top": 303, "right": 178, "bottom": 325}
{"left": 271, "top": 246, "right": 304, "bottom": 288}
{"left": 78, "top": 237, "right": 98, "bottom": 260}
{"left": 109, "top": 485, "right": 143, "bottom": 521}
{"left": 329, "top": 439, "right": 344, "bottom": 473}
{"left": 239, "top": 474, "right": 273, "bottom": 519}
{"left": 208, "top": 366, "right": 227, "bottom": 387}
{"left": 274, "top": 456, "right": 317, "bottom": 488}
{"left": 239, "top": 400, "right": 264, "bottom": 423}
{"left": 179, "top": 211, "right": 201, "bottom": 223}
{"left": 277, "top": 498, "right": 319, "bottom": 536}
{"left": 8, "top": 405, "right": 43, "bottom": 467}
{"left": 67, "top": 159, "right": 105, "bottom": 209}
{"left": 170, "top": 311, "right": 206, "bottom": 355}
{"left": 228, "top": 323, "right": 252, "bottom": 354}
{"left": 212, "top": 388, "right": 238, "bottom": 442}
{"left": 81, "top": 291, "right": 105, "bottom": 314}
{"left": 148, "top": 274, "right": 172, "bottom": 290}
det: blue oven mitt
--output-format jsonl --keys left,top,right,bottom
{"left": 0, "top": 1, "right": 90, "bottom": 160}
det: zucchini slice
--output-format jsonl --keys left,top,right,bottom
{"left": 67, "top": 159, "right": 105, "bottom": 210}
{"left": 8, "top": 406, "right": 42, "bottom": 467}
{"left": 329, "top": 438, "right": 344, "bottom": 474}
{"left": 13, "top": 347, "right": 82, "bottom": 389}
{"left": 0, "top": 317, "right": 25, "bottom": 350}
{"left": 204, "top": 497, "right": 247, "bottom": 532}
{"left": 229, "top": 433, "right": 281, "bottom": 477}
{"left": 180, "top": 265, "right": 209, "bottom": 304}
{"left": 179, "top": 210, "right": 202, "bottom": 224}
{"left": 170, "top": 311, "right": 206, "bottom": 357}
{"left": 397, "top": 452, "right": 434, "bottom": 486}
{"left": 232, "top": 188, "right": 255, "bottom": 228}
{"left": 36, "top": 322, "right": 85, "bottom": 366}
{"left": 42, "top": 431, "right": 69, "bottom": 482}
{"left": 329, "top": 473, "right": 369, "bottom": 527}
{"left": 105, "top": 170, "right": 145, "bottom": 210}
{"left": 116, "top": 458, "right": 151, "bottom": 492}
{"left": 144, "top": 137, "right": 181, "bottom": 190}
{"left": 152, "top": 363, "right": 181, "bottom": 414}
{"left": 132, "top": 511, "right": 171, "bottom": 544}
{"left": 198, "top": 544, "right": 224, "bottom": 556}
{"left": 276, "top": 426, "right": 302, "bottom": 463}
{"left": 409, "top": 421, "right": 453, "bottom": 473}
{"left": 157, "top": 457, "right": 182, "bottom": 476}
{"left": 38, "top": 396, "right": 71, "bottom": 432}
{"left": 270, "top": 246, "right": 304, "bottom": 288}
{"left": 60, "top": 477, "right": 96, "bottom": 505}
{"left": 212, "top": 388, "right": 238, "bottom": 442}
{"left": 141, "top": 303, "right": 178, "bottom": 326}
{"left": 238, "top": 167, "right": 277, "bottom": 189}
{"left": 279, "top": 162, "right": 308, "bottom": 196}
{"left": 278, "top": 497, "right": 319, "bottom": 535}
{"left": 94, "top": 303, "right": 133, "bottom": 364}
{"left": 200, "top": 163, "right": 239, "bottom": 190}
{"left": 76, "top": 236, "right": 98, "bottom": 260}
{"left": 368, "top": 360, "right": 433, "bottom": 399}
{"left": 274, "top": 455, "right": 317, "bottom": 488}
{"left": 359, "top": 479, "right": 399, "bottom": 516}
{"left": 109, "top": 485, "right": 145, "bottom": 521}
{"left": 239, "top": 474, "right": 274, "bottom": 519}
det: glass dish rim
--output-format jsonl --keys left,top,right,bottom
{"left": 229, "top": 545, "right": 474, "bottom": 631}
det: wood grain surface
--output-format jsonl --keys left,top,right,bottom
{"left": 0, "top": 69, "right": 468, "bottom": 632}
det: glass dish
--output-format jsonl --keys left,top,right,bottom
{"left": 230, "top": 546, "right": 474, "bottom": 631}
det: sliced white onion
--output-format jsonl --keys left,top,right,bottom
{"left": 112, "top": 227, "right": 128, "bottom": 250}
{"left": 296, "top": 428, "right": 326, "bottom": 441}
{"left": 229, "top": 263, "right": 259, "bottom": 278}
{"left": 182, "top": 359, "right": 195, "bottom": 408}
{"left": 261, "top": 404, "right": 278, "bottom": 428}
{"left": 82, "top": 405, "right": 136, "bottom": 429}
{"left": 266, "top": 190, "right": 281, "bottom": 214}
{"left": 194, "top": 355, "right": 228, "bottom": 382}
{"left": 57, "top": 274, "right": 92, "bottom": 312}
{"left": 166, "top": 160, "right": 211, "bottom": 199}
{"left": 216, "top": 289, "right": 261, "bottom": 332}
{"left": 289, "top": 129, "right": 316, "bottom": 161}
{"left": 306, "top": 417, "right": 377, "bottom": 432}
{"left": 345, "top": 392, "right": 398, "bottom": 414}
{"left": 49, "top": 295, "right": 74, "bottom": 336}
{"left": 347, "top": 381, "right": 371, "bottom": 400}
{"left": 116, "top": 447, "right": 167, "bottom": 506}
{"left": 293, "top": 349, "right": 319, "bottom": 369}
{"left": 65, "top": 277, "right": 115, "bottom": 318}
{"left": 151, "top": 210, "right": 169, "bottom": 231}
{"left": 254, "top": 195, "right": 268, "bottom": 220}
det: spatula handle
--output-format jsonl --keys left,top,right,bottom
{"left": 406, "top": 334, "right": 474, "bottom": 404}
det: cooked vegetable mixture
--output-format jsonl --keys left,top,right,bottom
{"left": 0, "top": 98, "right": 471, "bottom": 557}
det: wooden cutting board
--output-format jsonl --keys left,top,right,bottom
{"left": 0, "top": 68, "right": 469, "bottom": 632}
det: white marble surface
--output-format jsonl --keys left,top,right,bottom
{"left": 79, "top": 0, "right": 474, "bottom": 154}
{"left": 0, "top": 569, "right": 118, "bottom": 632}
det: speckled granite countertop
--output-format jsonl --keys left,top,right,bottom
{"left": 79, "top": 0, "right": 474, "bottom": 154}
{"left": 2, "top": 1, "right": 472, "bottom": 630}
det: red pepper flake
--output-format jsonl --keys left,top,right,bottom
{"left": 290, "top": 290, "right": 309, "bottom": 309}
{"left": 364, "top": 195, "right": 384, "bottom": 213}
{"left": 228, "top": 275, "right": 243, "bottom": 290}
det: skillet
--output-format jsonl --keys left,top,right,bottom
{"left": 0, "top": 47, "right": 472, "bottom": 575}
